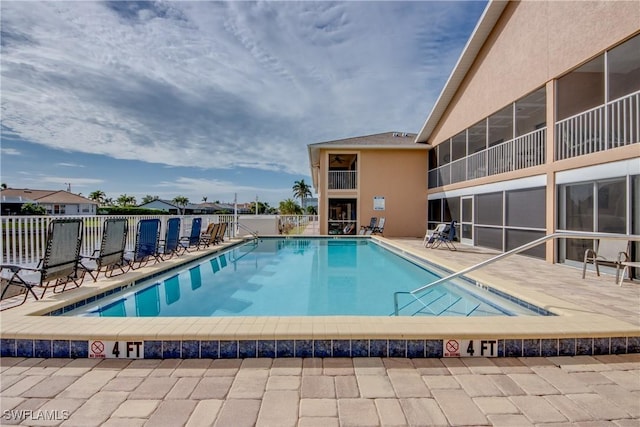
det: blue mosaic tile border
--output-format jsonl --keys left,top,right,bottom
{"left": 2, "top": 337, "right": 638, "bottom": 359}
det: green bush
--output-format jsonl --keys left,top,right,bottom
{"left": 20, "top": 203, "right": 47, "bottom": 215}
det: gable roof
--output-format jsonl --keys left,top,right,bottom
{"left": 0, "top": 188, "right": 98, "bottom": 205}
{"left": 415, "top": 0, "right": 508, "bottom": 143}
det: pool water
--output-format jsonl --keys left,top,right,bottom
{"left": 66, "top": 238, "right": 541, "bottom": 317}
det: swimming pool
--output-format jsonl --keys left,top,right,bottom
{"left": 64, "top": 238, "right": 543, "bottom": 317}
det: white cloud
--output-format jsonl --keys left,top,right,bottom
{"left": 1, "top": 1, "right": 485, "bottom": 176}
{"left": 1, "top": 148, "right": 21, "bottom": 156}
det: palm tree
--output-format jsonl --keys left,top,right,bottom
{"left": 292, "top": 179, "right": 312, "bottom": 209}
{"left": 117, "top": 194, "right": 136, "bottom": 207}
{"left": 104, "top": 197, "right": 114, "bottom": 206}
{"left": 202, "top": 196, "right": 208, "bottom": 203}
{"left": 173, "top": 196, "right": 189, "bottom": 215}
{"left": 89, "top": 190, "right": 106, "bottom": 205}
{"left": 1, "top": 183, "right": 7, "bottom": 190}
{"left": 279, "top": 198, "right": 303, "bottom": 215}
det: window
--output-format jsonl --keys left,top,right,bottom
{"left": 557, "top": 55, "right": 605, "bottom": 121}
{"left": 467, "top": 120, "right": 487, "bottom": 154}
{"left": 451, "top": 131, "right": 466, "bottom": 162}
{"left": 328, "top": 198, "right": 357, "bottom": 235}
{"left": 515, "top": 87, "right": 546, "bottom": 136}
{"left": 475, "top": 192, "right": 503, "bottom": 226}
{"left": 608, "top": 33, "right": 640, "bottom": 101}
{"left": 53, "top": 204, "right": 66, "bottom": 215}
{"left": 506, "top": 188, "right": 546, "bottom": 228}
{"left": 488, "top": 105, "right": 513, "bottom": 147}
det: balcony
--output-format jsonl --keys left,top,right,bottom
{"left": 556, "top": 91, "right": 639, "bottom": 160}
{"left": 328, "top": 171, "right": 357, "bottom": 190}
{"left": 428, "top": 127, "right": 546, "bottom": 188}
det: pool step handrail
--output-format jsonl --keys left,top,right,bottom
{"left": 236, "top": 223, "right": 259, "bottom": 239}
{"left": 393, "top": 231, "right": 640, "bottom": 316}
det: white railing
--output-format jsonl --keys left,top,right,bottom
{"left": 328, "top": 171, "right": 357, "bottom": 189}
{"left": 428, "top": 127, "right": 546, "bottom": 188}
{"left": 0, "top": 214, "right": 320, "bottom": 265}
{"left": 556, "top": 90, "right": 639, "bottom": 160}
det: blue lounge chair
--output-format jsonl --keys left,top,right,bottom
{"left": 431, "top": 220, "right": 457, "bottom": 251}
{"left": 179, "top": 217, "right": 202, "bottom": 253}
{"left": 1, "top": 219, "right": 84, "bottom": 307}
{"left": 80, "top": 218, "right": 129, "bottom": 281}
{"left": 126, "top": 219, "right": 161, "bottom": 269}
{"left": 159, "top": 217, "right": 181, "bottom": 260}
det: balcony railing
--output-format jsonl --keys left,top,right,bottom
{"left": 328, "top": 170, "right": 357, "bottom": 190}
{"left": 556, "top": 90, "right": 639, "bottom": 160}
{"left": 428, "top": 127, "right": 546, "bottom": 188}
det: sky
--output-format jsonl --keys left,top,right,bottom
{"left": 1, "top": 1, "right": 487, "bottom": 207}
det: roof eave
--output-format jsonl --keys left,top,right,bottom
{"left": 415, "top": 0, "right": 508, "bottom": 143}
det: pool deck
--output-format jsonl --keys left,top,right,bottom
{"left": 1, "top": 236, "right": 639, "bottom": 425}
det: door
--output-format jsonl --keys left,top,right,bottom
{"left": 461, "top": 196, "right": 474, "bottom": 245}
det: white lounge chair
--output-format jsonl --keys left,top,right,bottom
{"left": 423, "top": 223, "right": 447, "bottom": 247}
{"left": 582, "top": 239, "right": 630, "bottom": 283}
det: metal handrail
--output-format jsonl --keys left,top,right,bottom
{"left": 236, "top": 222, "right": 259, "bottom": 239}
{"left": 393, "top": 231, "right": 640, "bottom": 316}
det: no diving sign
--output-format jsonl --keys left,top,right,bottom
{"left": 443, "top": 339, "right": 498, "bottom": 357}
{"left": 89, "top": 340, "right": 144, "bottom": 359}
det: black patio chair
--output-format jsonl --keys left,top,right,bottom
{"left": 1, "top": 218, "right": 84, "bottom": 308}
{"left": 80, "top": 218, "right": 129, "bottom": 281}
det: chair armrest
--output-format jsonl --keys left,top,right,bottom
{"left": 617, "top": 252, "right": 629, "bottom": 263}
{"left": 583, "top": 248, "right": 597, "bottom": 261}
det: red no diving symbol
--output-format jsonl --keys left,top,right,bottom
{"left": 446, "top": 340, "right": 459, "bottom": 353}
{"left": 91, "top": 341, "right": 105, "bottom": 354}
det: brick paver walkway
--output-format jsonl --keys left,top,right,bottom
{"left": 1, "top": 354, "right": 639, "bottom": 426}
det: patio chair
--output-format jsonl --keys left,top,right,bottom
{"left": 582, "top": 239, "right": 630, "bottom": 282}
{"left": 80, "top": 218, "right": 129, "bottom": 282}
{"left": 359, "top": 217, "right": 377, "bottom": 235}
{"left": 179, "top": 217, "right": 202, "bottom": 253}
{"left": 1, "top": 219, "right": 83, "bottom": 307}
{"left": 371, "top": 217, "right": 386, "bottom": 235}
{"left": 215, "top": 222, "right": 228, "bottom": 244}
{"left": 126, "top": 219, "right": 161, "bottom": 269}
{"left": 431, "top": 220, "right": 457, "bottom": 251}
{"left": 159, "top": 217, "right": 181, "bottom": 260}
{"left": 423, "top": 223, "right": 447, "bottom": 248}
{"left": 199, "top": 223, "right": 220, "bottom": 248}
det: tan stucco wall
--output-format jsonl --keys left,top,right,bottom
{"left": 429, "top": 0, "right": 640, "bottom": 145}
{"left": 319, "top": 149, "right": 428, "bottom": 237}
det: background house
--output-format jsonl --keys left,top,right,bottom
{"left": 0, "top": 188, "right": 98, "bottom": 215}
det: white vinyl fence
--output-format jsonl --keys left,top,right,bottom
{"left": 1, "top": 214, "right": 319, "bottom": 265}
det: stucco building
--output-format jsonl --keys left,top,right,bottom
{"left": 307, "top": 0, "right": 638, "bottom": 272}
{"left": 308, "top": 132, "right": 428, "bottom": 237}
{"left": 416, "top": 0, "right": 639, "bottom": 266}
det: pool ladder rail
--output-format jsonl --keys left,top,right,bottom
{"left": 393, "top": 231, "right": 640, "bottom": 316}
{"left": 236, "top": 223, "right": 259, "bottom": 240}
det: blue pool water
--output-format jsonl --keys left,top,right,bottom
{"left": 65, "top": 238, "right": 542, "bottom": 317}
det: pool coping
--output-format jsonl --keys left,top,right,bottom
{"left": 1, "top": 236, "right": 639, "bottom": 359}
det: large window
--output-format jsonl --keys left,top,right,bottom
{"left": 557, "top": 55, "right": 605, "bottom": 121}
{"left": 558, "top": 178, "right": 628, "bottom": 263}
{"left": 515, "top": 88, "right": 546, "bottom": 136}
{"left": 328, "top": 198, "right": 357, "bottom": 235}
{"left": 608, "top": 33, "right": 640, "bottom": 101}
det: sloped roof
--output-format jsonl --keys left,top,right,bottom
{"left": 0, "top": 188, "right": 97, "bottom": 205}
{"left": 415, "top": 0, "right": 507, "bottom": 143}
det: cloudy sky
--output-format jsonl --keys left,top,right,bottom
{"left": 1, "top": 1, "right": 486, "bottom": 206}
